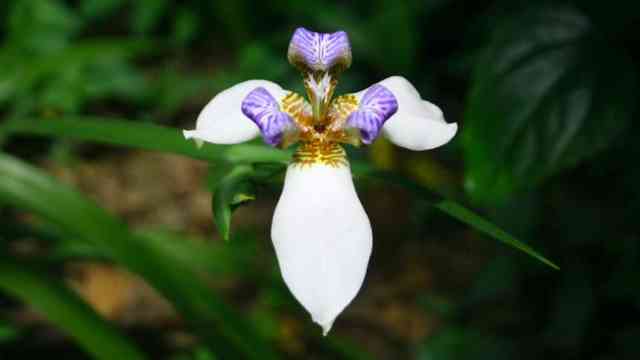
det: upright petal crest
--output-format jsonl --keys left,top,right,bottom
{"left": 288, "top": 28, "right": 352, "bottom": 73}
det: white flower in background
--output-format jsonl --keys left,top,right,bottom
{"left": 184, "top": 28, "right": 457, "bottom": 335}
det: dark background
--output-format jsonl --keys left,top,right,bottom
{"left": 1, "top": 0, "right": 639, "bottom": 359}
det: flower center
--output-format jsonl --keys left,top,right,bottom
{"left": 285, "top": 70, "right": 361, "bottom": 166}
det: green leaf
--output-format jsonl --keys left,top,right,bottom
{"left": 2, "top": 117, "right": 291, "bottom": 165}
{"left": 463, "top": 5, "right": 637, "bottom": 203}
{"left": 0, "top": 153, "right": 278, "bottom": 359}
{"left": 47, "top": 228, "right": 259, "bottom": 277}
{"left": 136, "top": 230, "right": 260, "bottom": 276}
{"left": 355, "top": 167, "right": 559, "bottom": 270}
{"left": 434, "top": 201, "right": 558, "bottom": 270}
{"left": 0, "top": 258, "right": 146, "bottom": 360}
{"left": 2, "top": 117, "right": 556, "bottom": 269}
{"left": 212, "top": 165, "right": 256, "bottom": 241}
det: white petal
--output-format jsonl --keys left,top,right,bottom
{"left": 183, "top": 80, "right": 288, "bottom": 145}
{"left": 378, "top": 76, "right": 457, "bottom": 151}
{"left": 383, "top": 114, "right": 458, "bottom": 151}
{"left": 271, "top": 163, "right": 372, "bottom": 335}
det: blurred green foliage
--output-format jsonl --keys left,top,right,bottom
{"left": 0, "top": 257, "right": 146, "bottom": 360}
{"left": 463, "top": 5, "right": 637, "bottom": 203}
{"left": 1, "top": 0, "right": 639, "bottom": 359}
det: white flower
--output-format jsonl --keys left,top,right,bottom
{"left": 183, "top": 28, "right": 457, "bottom": 335}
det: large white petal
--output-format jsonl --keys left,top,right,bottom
{"left": 377, "top": 76, "right": 457, "bottom": 151}
{"left": 382, "top": 113, "right": 457, "bottom": 152}
{"left": 271, "top": 163, "right": 372, "bottom": 335}
{"left": 183, "top": 80, "right": 288, "bottom": 145}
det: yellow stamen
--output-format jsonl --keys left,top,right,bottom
{"left": 292, "top": 140, "right": 347, "bottom": 167}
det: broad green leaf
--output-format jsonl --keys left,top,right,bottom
{"left": 212, "top": 165, "right": 256, "bottom": 241}
{"left": 463, "top": 5, "right": 637, "bottom": 203}
{"left": 0, "top": 258, "right": 145, "bottom": 360}
{"left": 0, "top": 153, "right": 278, "bottom": 359}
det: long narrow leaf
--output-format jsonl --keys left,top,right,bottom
{"left": 434, "top": 201, "right": 559, "bottom": 270}
{"left": 2, "top": 117, "right": 290, "bottom": 164}
{"left": 0, "top": 258, "right": 146, "bottom": 360}
{"left": 0, "top": 153, "right": 278, "bottom": 359}
{"left": 355, "top": 167, "right": 560, "bottom": 270}
{"left": 2, "top": 117, "right": 558, "bottom": 268}
{"left": 49, "top": 229, "right": 259, "bottom": 277}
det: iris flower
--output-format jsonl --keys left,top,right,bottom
{"left": 184, "top": 28, "right": 457, "bottom": 335}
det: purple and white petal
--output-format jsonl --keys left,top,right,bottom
{"left": 346, "top": 84, "right": 398, "bottom": 144}
{"left": 288, "top": 27, "right": 352, "bottom": 73}
{"left": 376, "top": 76, "right": 457, "bottom": 151}
{"left": 241, "top": 87, "right": 295, "bottom": 146}
{"left": 183, "top": 80, "right": 288, "bottom": 145}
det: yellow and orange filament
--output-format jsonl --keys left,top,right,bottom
{"left": 292, "top": 140, "right": 348, "bottom": 167}
{"left": 282, "top": 74, "right": 361, "bottom": 167}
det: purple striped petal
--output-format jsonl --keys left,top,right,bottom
{"left": 347, "top": 85, "right": 398, "bottom": 144}
{"left": 241, "top": 87, "right": 294, "bottom": 146}
{"left": 288, "top": 28, "right": 352, "bottom": 73}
